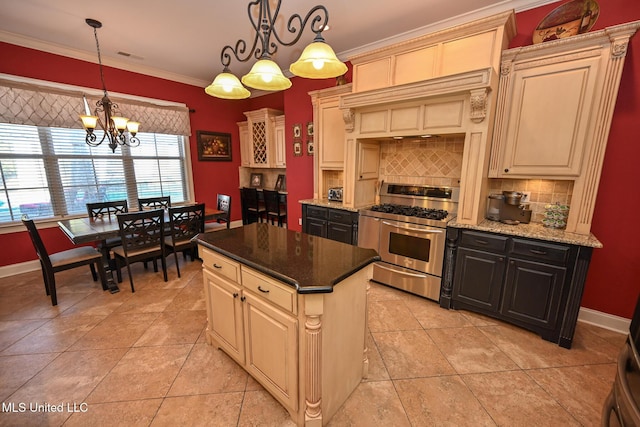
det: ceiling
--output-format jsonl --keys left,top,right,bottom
{"left": 0, "top": 0, "right": 556, "bottom": 88}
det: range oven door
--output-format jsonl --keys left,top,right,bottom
{"left": 378, "top": 219, "right": 445, "bottom": 276}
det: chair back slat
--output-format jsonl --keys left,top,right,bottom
{"left": 168, "top": 204, "right": 205, "bottom": 241}
{"left": 21, "top": 215, "right": 52, "bottom": 269}
{"left": 241, "top": 188, "right": 259, "bottom": 210}
{"left": 263, "top": 190, "right": 280, "bottom": 214}
{"left": 87, "top": 200, "right": 128, "bottom": 221}
{"left": 117, "top": 210, "right": 165, "bottom": 254}
{"left": 216, "top": 194, "right": 231, "bottom": 228}
{"left": 138, "top": 196, "right": 171, "bottom": 211}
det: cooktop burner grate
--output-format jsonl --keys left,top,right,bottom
{"left": 369, "top": 204, "right": 449, "bottom": 220}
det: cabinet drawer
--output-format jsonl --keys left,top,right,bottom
{"left": 201, "top": 247, "right": 240, "bottom": 283}
{"left": 460, "top": 231, "right": 508, "bottom": 253}
{"left": 510, "top": 239, "right": 569, "bottom": 265}
{"left": 328, "top": 209, "right": 355, "bottom": 225}
{"left": 306, "top": 205, "right": 327, "bottom": 219}
{"left": 241, "top": 267, "right": 297, "bottom": 314}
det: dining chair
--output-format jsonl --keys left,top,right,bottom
{"left": 111, "top": 209, "right": 173, "bottom": 292}
{"left": 205, "top": 194, "right": 231, "bottom": 231}
{"left": 138, "top": 196, "right": 171, "bottom": 211}
{"left": 241, "top": 187, "right": 265, "bottom": 224}
{"left": 263, "top": 189, "right": 287, "bottom": 227}
{"left": 22, "top": 215, "right": 107, "bottom": 306}
{"left": 86, "top": 200, "right": 129, "bottom": 254}
{"left": 165, "top": 203, "right": 205, "bottom": 277}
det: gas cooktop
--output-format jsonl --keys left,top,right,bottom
{"left": 369, "top": 203, "right": 449, "bottom": 220}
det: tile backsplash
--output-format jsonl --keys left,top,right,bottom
{"left": 488, "top": 179, "right": 574, "bottom": 223}
{"left": 379, "top": 136, "right": 463, "bottom": 187}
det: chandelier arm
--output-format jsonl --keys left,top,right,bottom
{"left": 272, "top": 5, "right": 329, "bottom": 47}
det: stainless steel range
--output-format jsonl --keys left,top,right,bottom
{"left": 358, "top": 183, "right": 459, "bottom": 301}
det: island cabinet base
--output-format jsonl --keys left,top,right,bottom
{"left": 200, "top": 246, "right": 372, "bottom": 426}
{"left": 440, "top": 227, "right": 593, "bottom": 349}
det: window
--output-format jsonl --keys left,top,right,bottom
{"left": 0, "top": 123, "right": 190, "bottom": 224}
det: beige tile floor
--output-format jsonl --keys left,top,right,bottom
{"left": 0, "top": 256, "right": 626, "bottom": 426}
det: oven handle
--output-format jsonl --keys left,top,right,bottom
{"left": 375, "top": 262, "right": 429, "bottom": 278}
{"left": 381, "top": 221, "right": 443, "bottom": 234}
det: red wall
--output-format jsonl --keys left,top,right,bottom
{"left": 1, "top": 0, "right": 639, "bottom": 318}
{"left": 510, "top": 0, "right": 640, "bottom": 318}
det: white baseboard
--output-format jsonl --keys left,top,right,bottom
{"left": 0, "top": 260, "right": 40, "bottom": 278}
{"left": 578, "top": 307, "right": 631, "bottom": 335}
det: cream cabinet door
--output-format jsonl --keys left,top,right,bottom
{"left": 497, "top": 56, "right": 600, "bottom": 177}
{"left": 274, "top": 115, "right": 286, "bottom": 168}
{"left": 238, "top": 121, "right": 250, "bottom": 168}
{"left": 318, "top": 97, "right": 345, "bottom": 169}
{"left": 242, "top": 290, "right": 298, "bottom": 412}
{"left": 205, "top": 270, "right": 245, "bottom": 364}
{"left": 357, "top": 141, "right": 380, "bottom": 180}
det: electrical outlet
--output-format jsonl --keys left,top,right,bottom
{"left": 521, "top": 191, "right": 531, "bottom": 204}
{"left": 298, "top": 218, "right": 302, "bottom": 226}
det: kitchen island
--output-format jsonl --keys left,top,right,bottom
{"left": 195, "top": 223, "right": 379, "bottom": 426}
{"left": 441, "top": 219, "right": 601, "bottom": 348}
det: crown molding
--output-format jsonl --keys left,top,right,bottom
{"left": 0, "top": 30, "right": 210, "bottom": 88}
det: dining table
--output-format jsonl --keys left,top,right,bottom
{"left": 57, "top": 206, "right": 224, "bottom": 293}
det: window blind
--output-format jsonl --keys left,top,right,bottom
{"left": 0, "top": 123, "right": 189, "bottom": 224}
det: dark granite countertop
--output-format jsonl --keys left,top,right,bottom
{"left": 195, "top": 223, "right": 380, "bottom": 293}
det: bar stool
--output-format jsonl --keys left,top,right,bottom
{"left": 263, "top": 189, "right": 287, "bottom": 227}
{"left": 241, "top": 187, "right": 265, "bottom": 224}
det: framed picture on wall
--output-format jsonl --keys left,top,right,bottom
{"left": 293, "top": 123, "right": 302, "bottom": 140}
{"left": 306, "top": 121, "right": 314, "bottom": 137}
{"left": 293, "top": 141, "right": 302, "bottom": 156}
{"left": 250, "top": 173, "right": 263, "bottom": 188}
{"left": 307, "top": 137, "right": 314, "bottom": 156}
{"left": 196, "top": 131, "right": 232, "bottom": 161}
{"left": 275, "top": 174, "right": 286, "bottom": 191}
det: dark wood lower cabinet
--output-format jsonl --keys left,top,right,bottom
{"left": 441, "top": 227, "right": 593, "bottom": 349}
{"left": 302, "top": 204, "right": 358, "bottom": 245}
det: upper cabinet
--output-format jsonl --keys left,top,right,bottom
{"left": 310, "top": 84, "right": 352, "bottom": 170}
{"left": 349, "top": 11, "right": 516, "bottom": 93}
{"left": 242, "top": 108, "right": 285, "bottom": 169}
{"left": 489, "top": 42, "right": 602, "bottom": 178}
{"left": 238, "top": 121, "right": 250, "bottom": 168}
{"left": 489, "top": 22, "right": 640, "bottom": 234}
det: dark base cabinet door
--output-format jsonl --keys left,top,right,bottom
{"left": 452, "top": 248, "right": 505, "bottom": 312}
{"left": 500, "top": 258, "right": 566, "bottom": 330}
{"left": 328, "top": 222, "right": 352, "bottom": 244}
{"left": 305, "top": 218, "right": 327, "bottom": 238}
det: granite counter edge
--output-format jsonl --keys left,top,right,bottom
{"left": 299, "top": 199, "right": 360, "bottom": 212}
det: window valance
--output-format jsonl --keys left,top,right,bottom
{"left": 0, "top": 77, "right": 191, "bottom": 136}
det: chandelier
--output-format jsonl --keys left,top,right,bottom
{"left": 79, "top": 18, "right": 140, "bottom": 153}
{"left": 205, "top": 0, "right": 347, "bottom": 100}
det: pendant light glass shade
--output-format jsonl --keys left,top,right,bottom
{"left": 241, "top": 59, "right": 292, "bottom": 91}
{"left": 205, "top": 71, "right": 251, "bottom": 99}
{"left": 290, "top": 39, "right": 347, "bottom": 79}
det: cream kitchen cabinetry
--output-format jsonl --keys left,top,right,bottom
{"left": 274, "top": 115, "right": 286, "bottom": 168}
{"left": 357, "top": 141, "right": 379, "bottom": 180}
{"left": 242, "top": 108, "right": 285, "bottom": 168}
{"left": 488, "top": 22, "right": 639, "bottom": 234}
{"left": 198, "top": 223, "right": 377, "bottom": 426}
{"left": 309, "top": 84, "right": 353, "bottom": 200}
{"left": 238, "top": 121, "right": 250, "bottom": 167}
{"left": 489, "top": 49, "right": 600, "bottom": 177}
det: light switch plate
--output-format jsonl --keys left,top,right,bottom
{"left": 521, "top": 191, "right": 531, "bottom": 203}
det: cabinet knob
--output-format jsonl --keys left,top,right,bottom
{"left": 233, "top": 292, "right": 238, "bottom": 298}
{"left": 504, "top": 168, "right": 509, "bottom": 173}
{"left": 510, "top": 260, "right": 515, "bottom": 265}
{"left": 240, "top": 296, "right": 246, "bottom": 302}
{"left": 499, "top": 257, "right": 504, "bottom": 262}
